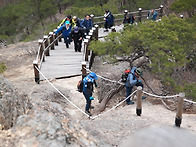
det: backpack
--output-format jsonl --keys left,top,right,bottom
{"left": 86, "top": 82, "right": 93, "bottom": 93}
{"left": 121, "top": 69, "right": 130, "bottom": 82}
{"left": 77, "top": 80, "right": 83, "bottom": 92}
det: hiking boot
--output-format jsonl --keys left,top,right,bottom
{"left": 127, "top": 101, "right": 134, "bottom": 105}
{"left": 104, "top": 29, "right": 109, "bottom": 32}
{"left": 85, "top": 110, "right": 92, "bottom": 116}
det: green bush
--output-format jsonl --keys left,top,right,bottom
{"left": 0, "top": 62, "right": 6, "bottom": 73}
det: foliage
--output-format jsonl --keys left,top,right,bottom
{"left": 170, "top": 0, "right": 196, "bottom": 17}
{"left": 90, "top": 14, "right": 196, "bottom": 97}
{"left": 0, "top": 62, "right": 6, "bottom": 73}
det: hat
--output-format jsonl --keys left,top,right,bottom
{"left": 89, "top": 72, "right": 98, "bottom": 80}
{"left": 74, "top": 26, "right": 79, "bottom": 33}
{"left": 65, "top": 21, "right": 70, "bottom": 25}
{"left": 135, "top": 68, "right": 143, "bottom": 77}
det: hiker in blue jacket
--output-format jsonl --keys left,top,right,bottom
{"left": 104, "top": 10, "right": 114, "bottom": 32}
{"left": 147, "top": 10, "right": 158, "bottom": 20}
{"left": 83, "top": 72, "right": 98, "bottom": 116}
{"left": 125, "top": 67, "right": 144, "bottom": 105}
{"left": 80, "top": 14, "right": 93, "bottom": 36}
{"left": 55, "top": 20, "right": 72, "bottom": 48}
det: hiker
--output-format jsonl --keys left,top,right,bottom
{"left": 123, "top": 14, "right": 135, "bottom": 24}
{"left": 59, "top": 15, "right": 75, "bottom": 26}
{"left": 80, "top": 14, "right": 93, "bottom": 36}
{"left": 83, "top": 72, "right": 98, "bottom": 116}
{"left": 71, "top": 26, "right": 84, "bottom": 52}
{"left": 147, "top": 10, "right": 158, "bottom": 20}
{"left": 104, "top": 10, "right": 114, "bottom": 32}
{"left": 55, "top": 20, "right": 72, "bottom": 48}
{"left": 72, "top": 16, "right": 81, "bottom": 28}
{"left": 125, "top": 67, "right": 144, "bottom": 105}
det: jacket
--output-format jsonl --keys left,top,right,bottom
{"left": 80, "top": 19, "right": 93, "bottom": 31}
{"left": 125, "top": 67, "right": 138, "bottom": 88}
{"left": 148, "top": 10, "right": 158, "bottom": 20}
{"left": 55, "top": 24, "right": 72, "bottom": 38}
{"left": 83, "top": 75, "right": 95, "bottom": 93}
{"left": 105, "top": 12, "right": 114, "bottom": 26}
{"left": 70, "top": 29, "right": 84, "bottom": 41}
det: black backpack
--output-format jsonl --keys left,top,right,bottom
{"left": 77, "top": 80, "right": 83, "bottom": 92}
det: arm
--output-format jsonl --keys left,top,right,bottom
{"left": 80, "top": 19, "right": 85, "bottom": 28}
{"left": 55, "top": 26, "right": 63, "bottom": 35}
{"left": 129, "top": 74, "right": 138, "bottom": 86}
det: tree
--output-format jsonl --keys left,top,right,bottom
{"left": 90, "top": 15, "right": 196, "bottom": 94}
{"left": 170, "top": 0, "right": 196, "bottom": 17}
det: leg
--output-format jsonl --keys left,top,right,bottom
{"left": 125, "top": 86, "right": 134, "bottom": 104}
{"left": 64, "top": 37, "right": 69, "bottom": 48}
{"left": 83, "top": 92, "right": 92, "bottom": 113}
{"left": 78, "top": 40, "right": 82, "bottom": 52}
{"left": 74, "top": 40, "right": 77, "bottom": 52}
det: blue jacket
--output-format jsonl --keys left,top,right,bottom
{"left": 55, "top": 24, "right": 72, "bottom": 38}
{"left": 105, "top": 12, "right": 114, "bottom": 26}
{"left": 83, "top": 75, "right": 95, "bottom": 92}
{"left": 80, "top": 19, "right": 93, "bottom": 31}
{"left": 125, "top": 67, "right": 138, "bottom": 88}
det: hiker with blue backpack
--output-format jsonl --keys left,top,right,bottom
{"left": 104, "top": 10, "right": 114, "bottom": 32}
{"left": 82, "top": 72, "right": 98, "bottom": 116}
{"left": 124, "top": 67, "right": 145, "bottom": 105}
{"left": 80, "top": 14, "right": 93, "bottom": 36}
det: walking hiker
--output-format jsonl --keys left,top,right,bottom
{"left": 147, "top": 10, "right": 158, "bottom": 20}
{"left": 72, "top": 16, "right": 81, "bottom": 28}
{"left": 55, "top": 20, "right": 72, "bottom": 48}
{"left": 71, "top": 26, "right": 84, "bottom": 52}
{"left": 83, "top": 72, "right": 98, "bottom": 116}
{"left": 59, "top": 15, "right": 74, "bottom": 26}
{"left": 104, "top": 10, "right": 114, "bottom": 32}
{"left": 125, "top": 67, "right": 145, "bottom": 105}
{"left": 80, "top": 14, "right": 93, "bottom": 36}
{"left": 123, "top": 14, "right": 135, "bottom": 24}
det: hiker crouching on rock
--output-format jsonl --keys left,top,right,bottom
{"left": 83, "top": 72, "right": 98, "bottom": 116}
{"left": 125, "top": 67, "right": 145, "bottom": 105}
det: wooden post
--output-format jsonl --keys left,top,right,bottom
{"left": 136, "top": 86, "right": 142, "bottom": 116}
{"left": 175, "top": 93, "right": 185, "bottom": 127}
{"left": 38, "top": 39, "right": 45, "bottom": 62}
{"left": 33, "top": 60, "right": 40, "bottom": 84}
{"left": 49, "top": 32, "right": 54, "bottom": 50}
{"left": 95, "top": 24, "right": 99, "bottom": 41}
{"left": 92, "top": 27, "right": 96, "bottom": 39}
{"left": 82, "top": 61, "right": 87, "bottom": 79}
{"left": 159, "top": 5, "right": 163, "bottom": 18}
{"left": 57, "top": 26, "right": 62, "bottom": 42}
{"left": 84, "top": 39, "right": 89, "bottom": 61}
{"left": 53, "top": 29, "right": 58, "bottom": 46}
{"left": 124, "top": 10, "right": 128, "bottom": 21}
{"left": 44, "top": 35, "right": 49, "bottom": 56}
{"left": 138, "top": 8, "right": 142, "bottom": 22}
{"left": 111, "top": 26, "right": 116, "bottom": 32}
{"left": 90, "top": 14, "right": 94, "bottom": 25}
{"left": 180, "top": 15, "right": 184, "bottom": 19}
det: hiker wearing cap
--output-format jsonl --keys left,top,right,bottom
{"left": 125, "top": 67, "right": 144, "bottom": 105}
{"left": 123, "top": 14, "right": 135, "bottom": 24}
{"left": 83, "top": 72, "right": 98, "bottom": 116}
{"left": 59, "top": 15, "right": 73, "bottom": 26}
{"left": 80, "top": 14, "right": 93, "bottom": 36}
{"left": 72, "top": 16, "right": 81, "bottom": 28}
{"left": 104, "top": 10, "right": 114, "bottom": 32}
{"left": 55, "top": 20, "right": 72, "bottom": 48}
{"left": 71, "top": 26, "right": 84, "bottom": 52}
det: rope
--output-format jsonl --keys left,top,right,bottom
{"left": 184, "top": 99, "right": 196, "bottom": 104}
{"left": 91, "top": 90, "right": 137, "bottom": 120}
{"left": 35, "top": 66, "right": 91, "bottom": 118}
{"left": 142, "top": 91, "right": 180, "bottom": 98}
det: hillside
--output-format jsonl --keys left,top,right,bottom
{"left": 0, "top": 41, "right": 196, "bottom": 146}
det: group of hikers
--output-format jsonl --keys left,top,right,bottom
{"left": 82, "top": 67, "right": 145, "bottom": 116}
{"left": 55, "top": 10, "right": 115, "bottom": 52}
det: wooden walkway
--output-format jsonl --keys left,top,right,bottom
{"left": 40, "top": 25, "right": 124, "bottom": 80}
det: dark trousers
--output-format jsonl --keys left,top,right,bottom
{"left": 64, "top": 36, "right": 71, "bottom": 48}
{"left": 74, "top": 40, "right": 82, "bottom": 52}
{"left": 125, "top": 82, "right": 144, "bottom": 103}
{"left": 83, "top": 91, "right": 92, "bottom": 111}
{"left": 104, "top": 22, "right": 113, "bottom": 30}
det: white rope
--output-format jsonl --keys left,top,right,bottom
{"left": 184, "top": 99, "right": 196, "bottom": 104}
{"left": 91, "top": 90, "right": 137, "bottom": 120}
{"left": 142, "top": 91, "right": 180, "bottom": 99}
{"left": 84, "top": 67, "right": 125, "bottom": 85}
{"left": 35, "top": 66, "right": 91, "bottom": 118}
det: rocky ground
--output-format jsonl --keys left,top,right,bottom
{"left": 0, "top": 41, "right": 196, "bottom": 147}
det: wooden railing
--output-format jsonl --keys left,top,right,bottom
{"left": 33, "top": 5, "right": 165, "bottom": 84}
